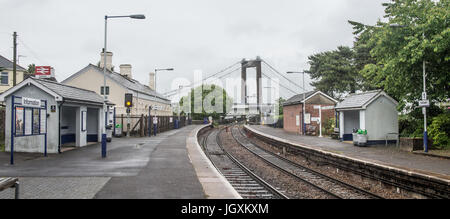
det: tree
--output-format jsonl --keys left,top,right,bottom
{"left": 276, "top": 97, "right": 286, "bottom": 116}
{"left": 179, "top": 84, "right": 233, "bottom": 120}
{"left": 305, "top": 46, "right": 360, "bottom": 100}
{"left": 27, "top": 64, "right": 35, "bottom": 74}
{"left": 348, "top": 20, "right": 383, "bottom": 91}
{"left": 356, "top": 0, "right": 449, "bottom": 111}
{"left": 23, "top": 64, "right": 35, "bottom": 79}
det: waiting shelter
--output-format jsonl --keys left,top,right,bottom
{"left": 0, "top": 78, "right": 113, "bottom": 161}
{"left": 335, "top": 90, "right": 399, "bottom": 144}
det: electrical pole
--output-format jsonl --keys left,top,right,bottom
{"left": 13, "top": 32, "right": 17, "bottom": 86}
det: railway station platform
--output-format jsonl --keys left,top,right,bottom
{"left": 0, "top": 125, "right": 239, "bottom": 199}
{"left": 246, "top": 125, "right": 450, "bottom": 180}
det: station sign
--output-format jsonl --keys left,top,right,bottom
{"left": 35, "top": 66, "right": 52, "bottom": 76}
{"left": 22, "top": 97, "right": 42, "bottom": 108}
{"left": 418, "top": 100, "right": 430, "bottom": 108}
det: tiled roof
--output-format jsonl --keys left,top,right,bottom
{"left": 0, "top": 54, "right": 26, "bottom": 71}
{"left": 35, "top": 78, "right": 105, "bottom": 104}
{"left": 335, "top": 90, "right": 382, "bottom": 109}
{"left": 64, "top": 64, "right": 170, "bottom": 103}
{"left": 283, "top": 91, "right": 317, "bottom": 106}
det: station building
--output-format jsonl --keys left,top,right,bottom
{"left": 283, "top": 91, "right": 338, "bottom": 135}
{"left": 336, "top": 90, "right": 399, "bottom": 144}
{"left": 0, "top": 77, "right": 112, "bottom": 154}
{"left": 62, "top": 51, "right": 172, "bottom": 117}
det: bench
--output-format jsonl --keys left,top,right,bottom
{"left": 385, "top": 133, "right": 399, "bottom": 147}
{"left": 0, "top": 178, "right": 20, "bottom": 199}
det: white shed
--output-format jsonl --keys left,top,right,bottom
{"left": 335, "top": 90, "right": 399, "bottom": 145}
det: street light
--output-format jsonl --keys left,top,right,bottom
{"left": 287, "top": 71, "right": 307, "bottom": 135}
{"left": 390, "top": 23, "right": 429, "bottom": 153}
{"left": 155, "top": 68, "right": 175, "bottom": 93}
{"left": 102, "top": 14, "right": 146, "bottom": 158}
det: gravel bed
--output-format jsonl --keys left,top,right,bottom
{"left": 219, "top": 127, "right": 336, "bottom": 199}
{"left": 241, "top": 127, "right": 412, "bottom": 199}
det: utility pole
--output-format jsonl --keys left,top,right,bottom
{"left": 13, "top": 32, "right": 17, "bottom": 86}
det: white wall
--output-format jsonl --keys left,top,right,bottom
{"left": 76, "top": 106, "right": 87, "bottom": 147}
{"left": 343, "top": 110, "right": 360, "bottom": 134}
{"left": 61, "top": 106, "right": 76, "bottom": 136}
{"left": 365, "top": 95, "right": 399, "bottom": 141}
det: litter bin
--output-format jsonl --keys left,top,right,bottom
{"left": 106, "top": 125, "right": 113, "bottom": 142}
{"left": 353, "top": 129, "right": 368, "bottom": 146}
{"left": 114, "top": 124, "right": 123, "bottom": 138}
{"left": 352, "top": 133, "right": 358, "bottom": 146}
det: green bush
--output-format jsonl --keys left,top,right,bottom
{"left": 428, "top": 113, "right": 450, "bottom": 150}
{"left": 323, "top": 118, "right": 336, "bottom": 136}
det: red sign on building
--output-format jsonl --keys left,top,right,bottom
{"left": 35, "top": 66, "right": 52, "bottom": 76}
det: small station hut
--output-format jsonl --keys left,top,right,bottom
{"left": 335, "top": 90, "right": 399, "bottom": 144}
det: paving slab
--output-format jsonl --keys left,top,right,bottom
{"left": 248, "top": 125, "right": 450, "bottom": 177}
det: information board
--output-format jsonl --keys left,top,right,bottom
{"left": 15, "top": 107, "right": 24, "bottom": 135}
{"left": 305, "top": 113, "right": 311, "bottom": 124}
{"left": 25, "top": 108, "right": 32, "bottom": 135}
{"left": 40, "top": 109, "right": 47, "bottom": 134}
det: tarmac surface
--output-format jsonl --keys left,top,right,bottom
{"left": 0, "top": 126, "right": 205, "bottom": 199}
{"left": 248, "top": 125, "right": 450, "bottom": 177}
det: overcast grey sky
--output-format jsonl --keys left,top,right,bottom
{"left": 0, "top": 0, "right": 388, "bottom": 101}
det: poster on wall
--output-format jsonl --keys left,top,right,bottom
{"left": 25, "top": 108, "right": 32, "bottom": 135}
{"left": 296, "top": 115, "right": 300, "bottom": 127}
{"left": 82, "top": 111, "right": 87, "bottom": 131}
{"left": 40, "top": 109, "right": 46, "bottom": 134}
{"left": 33, "top": 109, "right": 40, "bottom": 135}
{"left": 15, "top": 107, "right": 24, "bottom": 135}
{"left": 305, "top": 113, "right": 311, "bottom": 124}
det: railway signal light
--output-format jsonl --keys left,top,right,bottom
{"left": 125, "top": 93, "right": 133, "bottom": 108}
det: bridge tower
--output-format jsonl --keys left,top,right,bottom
{"left": 241, "top": 57, "right": 262, "bottom": 114}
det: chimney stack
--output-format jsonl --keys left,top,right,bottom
{"left": 149, "top": 72, "right": 156, "bottom": 90}
{"left": 120, "top": 64, "right": 132, "bottom": 78}
{"left": 100, "top": 50, "right": 113, "bottom": 71}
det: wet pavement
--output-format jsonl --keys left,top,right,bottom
{"left": 0, "top": 126, "right": 205, "bottom": 199}
{"left": 248, "top": 125, "right": 450, "bottom": 177}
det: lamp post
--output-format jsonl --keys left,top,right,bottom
{"left": 102, "top": 14, "right": 145, "bottom": 158}
{"left": 390, "top": 23, "right": 428, "bottom": 153}
{"left": 287, "top": 71, "right": 307, "bottom": 135}
{"left": 155, "top": 68, "right": 174, "bottom": 93}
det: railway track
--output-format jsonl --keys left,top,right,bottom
{"left": 201, "top": 128, "right": 288, "bottom": 199}
{"left": 231, "top": 125, "right": 383, "bottom": 199}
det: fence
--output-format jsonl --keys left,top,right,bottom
{"left": 115, "top": 114, "right": 189, "bottom": 137}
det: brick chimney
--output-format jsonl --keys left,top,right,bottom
{"left": 120, "top": 64, "right": 132, "bottom": 78}
{"left": 149, "top": 72, "right": 156, "bottom": 90}
{"left": 100, "top": 50, "right": 113, "bottom": 71}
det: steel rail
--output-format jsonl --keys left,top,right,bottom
{"left": 237, "top": 127, "right": 384, "bottom": 199}
{"left": 207, "top": 127, "right": 289, "bottom": 199}
{"left": 232, "top": 126, "right": 386, "bottom": 199}
{"left": 245, "top": 126, "right": 448, "bottom": 199}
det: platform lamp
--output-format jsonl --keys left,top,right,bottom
{"left": 102, "top": 14, "right": 146, "bottom": 158}
{"left": 287, "top": 71, "right": 307, "bottom": 135}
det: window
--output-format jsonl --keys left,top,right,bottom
{"left": 100, "top": 86, "right": 110, "bottom": 95}
{"left": 1, "top": 72, "right": 8, "bottom": 85}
